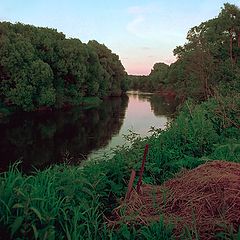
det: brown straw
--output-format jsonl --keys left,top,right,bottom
{"left": 112, "top": 160, "right": 240, "bottom": 240}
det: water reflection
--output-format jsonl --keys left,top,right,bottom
{"left": 88, "top": 93, "right": 178, "bottom": 159}
{"left": 0, "top": 96, "right": 129, "bottom": 172}
{"left": 0, "top": 92, "right": 179, "bottom": 172}
{"left": 149, "top": 95, "right": 179, "bottom": 117}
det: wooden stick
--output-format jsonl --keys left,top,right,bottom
{"left": 136, "top": 144, "right": 149, "bottom": 193}
{"left": 125, "top": 169, "right": 136, "bottom": 201}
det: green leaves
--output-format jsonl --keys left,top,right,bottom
{"left": 10, "top": 216, "right": 24, "bottom": 237}
{"left": 30, "top": 207, "right": 43, "bottom": 222}
{"left": 88, "top": 40, "right": 126, "bottom": 97}
{"left": 0, "top": 22, "right": 127, "bottom": 112}
{"left": 141, "top": 217, "right": 175, "bottom": 240}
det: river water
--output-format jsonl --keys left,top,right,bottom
{"left": 0, "top": 91, "right": 178, "bottom": 172}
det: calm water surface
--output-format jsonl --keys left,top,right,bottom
{"left": 0, "top": 92, "right": 178, "bottom": 172}
{"left": 88, "top": 92, "right": 175, "bottom": 159}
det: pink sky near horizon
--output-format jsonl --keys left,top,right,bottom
{"left": 122, "top": 56, "right": 176, "bottom": 75}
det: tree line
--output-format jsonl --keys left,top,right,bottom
{"left": 128, "top": 3, "right": 240, "bottom": 101}
{"left": 0, "top": 22, "right": 127, "bottom": 111}
{"left": 127, "top": 62, "right": 169, "bottom": 92}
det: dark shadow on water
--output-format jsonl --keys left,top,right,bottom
{"left": 149, "top": 94, "right": 179, "bottom": 117}
{"left": 0, "top": 96, "right": 129, "bottom": 172}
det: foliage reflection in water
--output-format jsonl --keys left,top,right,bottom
{"left": 0, "top": 96, "right": 128, "bottom": 172}
{"left": 0, "top": 92, "right": 178, "bottom": 172}
{"left": 88, "top": 91, "right": 178, "bottom": 160}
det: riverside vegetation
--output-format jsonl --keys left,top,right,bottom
{"left": 1, "top": 3, "right": 240, "bottom": 240}
{"left": 0, "top": 21, "right": 127, "bottom": 114}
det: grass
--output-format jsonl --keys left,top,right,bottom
{"left": 0, "top": 95, "right": 240, "bottom": 239}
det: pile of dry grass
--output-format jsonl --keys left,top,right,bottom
{"left": 113, "top": 160, "right": 240, "bottom": 239}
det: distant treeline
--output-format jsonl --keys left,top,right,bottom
{"left": 127, "top": 62, "right": 169, "bottom": 92}
{"left": 128, "top": 3, "right": 240, "bottom": 101}
{"left": 0, "top": 22, "right": 127, "bottom": 111}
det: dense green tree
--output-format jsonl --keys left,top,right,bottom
{"left": 0, "top": 22, "right": 127, "bottom": 112}
{"left": 167, "top": 3, "right": 240, "bottom": 100}
{"left": 149, "top": 63, "right": 169, "bottom": 84}
{"left": 88, "top": 40, "right": 127, "bottom": 96}
{"left": 127, "top": 63, "right": 169, "bottom": 92}
{"left": 218, "top": 3, "right": 240, "bottom": 64}
{"left": 126, "top": 75, "right": 150, "bottom": 91}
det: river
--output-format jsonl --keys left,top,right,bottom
{"left": 0, "top": 91, "right": 178, "bottom": 172}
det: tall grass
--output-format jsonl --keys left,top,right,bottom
{"left": 1, "top": 95, "right": 239, "bottom": 239}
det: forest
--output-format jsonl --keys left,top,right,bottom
{"left": 0, "top": 22, "right": 127, "bottom": 112}
{"left": 1, "top": 3, "right": 240, "bottom": 240}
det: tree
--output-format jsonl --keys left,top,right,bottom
{"left": 218, "top": 3, "right": 240, "bottom": 64}
{"left": 0, "top": 21, "right": 128, "bottom": 111}
{"left": 149, "top": 63, "right": 169, "bottom": 90}
{"left": 168, "top": 3, "right": 240, "bottom": 100}
{"left": 88, "top": 40, "right": 126, "bottom": 96}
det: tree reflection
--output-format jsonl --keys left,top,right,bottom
{"left": 0, "top": 96, "right": 128, "bottom": 172}
{"left": 126, "top": 93, "right": 178, "bottom": 118}
{"left": 149, "top": 95, "right": 179, "bottom": 117}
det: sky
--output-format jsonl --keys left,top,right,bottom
{"left": 0, "top": 0, "right": 239, "bottom": 75}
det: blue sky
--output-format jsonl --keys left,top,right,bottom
{"left": 1, "top": 0, "right": 239, "bottom": 75}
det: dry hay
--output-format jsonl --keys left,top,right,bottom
{"left": 113, "top": 160, "right": 240, "bottom": 239}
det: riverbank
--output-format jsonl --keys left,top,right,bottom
{"left": 0, "top": 96, "right": 103, "bottom": 119}
{"left": 1, "top": 94, "right": 239, "bottom": 239}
